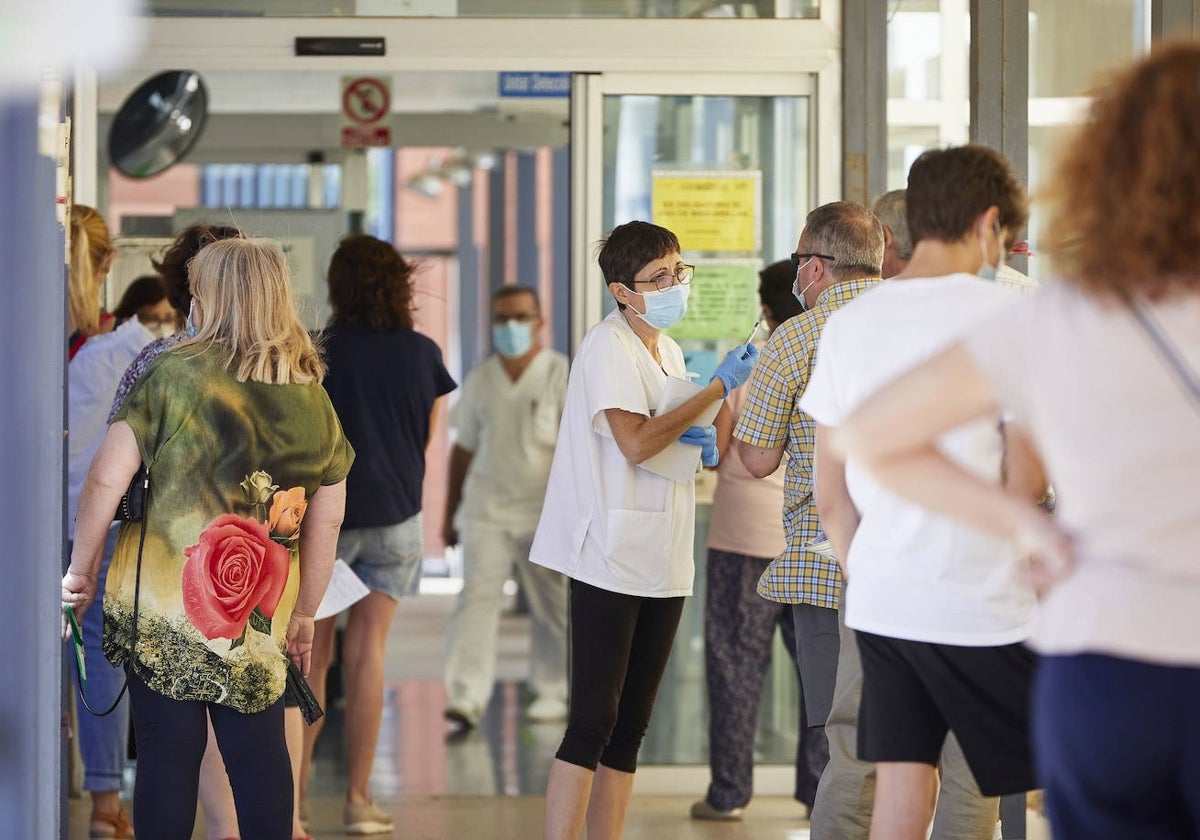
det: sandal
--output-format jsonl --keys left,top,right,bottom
{"left": 89, "top": 806, "right": 134, "bottom": 839}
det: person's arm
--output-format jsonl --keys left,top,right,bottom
{"left": 713, "top": 402, "right": 734, "bottom": 462}
{"left": 604, "top": 378, "right": 726, "bottom": 464}
{"left": 1002, "top": 421, "right": 1049, "bottom": 502}
{"left": 814, "top": 425, "right": 859, "bottom": 579}
{"left": 837, "top": 343, "right": 1073, "bottom": 592}
{"left": 443, "top": 444, "right": 474, "bottom": 547}
{"left": 62, "top": 422, "right": 142, "bottom": 618}
{"left": 734, "top": 439, "right": 786, "bottom": 478}
{"left": 287, "top": 479, "right": 346, "bottom": 677}
{"left": 426, "top": 396, "right": 445, "bottom": 451}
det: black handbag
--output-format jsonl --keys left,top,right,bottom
{"left": 114, "top": 464, "right": 149, "bottom": 522}
{"left": 286, "top": 659, "right": 325, "bottom": 725}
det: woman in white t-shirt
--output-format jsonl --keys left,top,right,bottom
{"left": 832, "top": 43, "right": 1200, "bottom": 840}
{"left": 530, "top": 221, "right": 757, "bottom": 840}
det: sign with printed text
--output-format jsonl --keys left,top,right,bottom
{"left": 341, "top": 75, "right": 392, "bottom": 148}
{"left": 498, "top": 71, "right": 571, "bottom": 98}
{"left": 651, "top": 170, "right": 762, "bottom": 254}
{"left": 666, "top": 262, "right": 762, "bottom": 341}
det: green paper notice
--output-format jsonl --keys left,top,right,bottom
{"left": 666, "top": 263, "right": 761, "bottom": 341}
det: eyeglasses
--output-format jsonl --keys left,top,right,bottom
{"left": 631, "top": 264, "right": 695, "bottom": 293}
{"left": 791, "top": 252, "right": 836, "bottom": 273}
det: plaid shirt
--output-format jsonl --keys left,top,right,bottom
{"left": 733, "top": 277, "right": 880, "bottom": 608}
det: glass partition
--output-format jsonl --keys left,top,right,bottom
{"left": 595, "top": 88, "right": 811, "bottom": 765}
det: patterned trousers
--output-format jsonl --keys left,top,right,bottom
{"left": 703, "top": 549, "right": 824, "bottom": 811}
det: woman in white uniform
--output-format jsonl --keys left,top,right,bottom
{"left": 530, "top": 221, "right": 758, "bottom": 840}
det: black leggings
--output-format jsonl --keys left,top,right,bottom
{"left": 127, "top": 667, "right": 291, "bottom": 840}
{"left": 555, "top": 579, "right": 685, "bottom": 773}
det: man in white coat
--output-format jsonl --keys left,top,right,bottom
{"left": 442, "top": 285, "right": 570, "bottom": 730}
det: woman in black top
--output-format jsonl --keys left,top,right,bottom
{"left": 301, "top": 235, "right": 456, "bottom": 834}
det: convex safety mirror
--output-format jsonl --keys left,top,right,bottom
{"left": 109, "top": 70, "right": 208, "bottom": 178}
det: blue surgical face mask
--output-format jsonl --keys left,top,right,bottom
{"left": 492, "top": 320, "right": 534, "bottom": 358}
{"left": 186, "top": 301, "right": 200, "bottom": 338}
{"left": 979, "top": 222, "right": 1004, "bottom": 282}
{"left": 634, "top": 283, "right": 690, "bottom": 330}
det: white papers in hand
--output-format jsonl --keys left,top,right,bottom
{"left": 314, "top": 558, "right": 371, "bottom": 621}
{"left": 640, "top": 375, "right": 722, "bottom": 483}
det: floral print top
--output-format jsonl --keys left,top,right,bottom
{"left": 105, "top": 346, "right": 354, "bottom": 713}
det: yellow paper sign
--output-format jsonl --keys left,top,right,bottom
{"left": 652, "top": 171, "right": 761, "bottom": 253}
{"left": 666, "top": 263, "right": 761, "bottom": 341}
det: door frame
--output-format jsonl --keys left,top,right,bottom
{"left": 568, "top": 70, "right": 831, "bottom": 348}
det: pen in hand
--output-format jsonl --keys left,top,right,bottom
{"left": 740, "top": 318, "right": 762, "bottom": 359}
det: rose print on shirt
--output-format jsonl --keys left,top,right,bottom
{"left": 182, "top": 470, "right": 308, "bottom": 649}
{"left": 268, "top": 487, "right": 308, "bottom": 540}
{"left": 182, "top": 514, "right": 290, "bottom": 643}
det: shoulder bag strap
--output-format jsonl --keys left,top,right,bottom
{"left": 1128, "top": 298, "right": 1200, "bottom": 415}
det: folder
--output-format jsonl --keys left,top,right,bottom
{"left": 640, "top": 376, "right": 722, "bottom": 483}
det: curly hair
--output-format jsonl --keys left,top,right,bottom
{"left": 327, "top": 234, "right": 415, "bottom": 331}
{"left": 1040, "top": 40, "right": 1200, "bottom": 300}
{"left": 152, "top": 223, "right": 243, "bottom": 313}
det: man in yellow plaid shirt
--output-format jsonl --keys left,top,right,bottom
{"left": 732, "top": 201, "right": 882, "bottom": 835}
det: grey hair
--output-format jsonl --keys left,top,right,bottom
{"left": 802, "top": 201, "right": 884, "bottom": 280}
{"left": 871, "top": 189, "right": 913, "bottom": 260}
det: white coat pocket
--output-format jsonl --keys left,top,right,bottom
{"left": 603, "top": 508, "right": 670, "bottom": 591}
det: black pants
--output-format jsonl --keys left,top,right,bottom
{"left": 127, "top": 667, "right": 291, "bottom": 839}
{"left": 555, "top": 579, "right": 685, "bottom": 773}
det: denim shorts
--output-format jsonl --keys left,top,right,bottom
{"left": 336, "top": 513, "right": 424, "bottom": 600}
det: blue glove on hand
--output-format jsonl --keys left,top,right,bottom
{"left": 679, "top": 425, "right": 719, "bottom": 468}
{"left": 710, "top": 343, "right": 759, "bottom": 396}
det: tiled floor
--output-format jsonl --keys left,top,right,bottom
{"left": 65, "top": 588, "right": 1050, "bottom": 839}
{"left": 67, "top": 588, "right": 809, "bottom": 838}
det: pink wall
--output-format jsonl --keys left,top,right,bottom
{"left": 107, "top": 165, "right": 201, "bottom": 232}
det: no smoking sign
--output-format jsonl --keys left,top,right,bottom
{"left": 341, "top": 75, "right": 392, "bottom": 148}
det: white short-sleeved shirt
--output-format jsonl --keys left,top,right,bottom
{"left": 68, "top": 318, "right": 156, "bottom": 537}
{"left": 801, "top": 274, "right": 1037, "bottom": 646}
{"left": 452, "top": 349, "right": 569, "bottom": 533}
{"left": 965, "top": 283, "right": 1200, "bottom": 666}
{"left": 529, "top": 309, "right": 695, "bottom": 598}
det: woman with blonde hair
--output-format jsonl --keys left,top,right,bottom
{"left": 68, "top": 204, "right": 116, "bottom": 358}
{"left": 63, "top": 238, "right": 354, "bottom": 839}
{"left": 831, "top": 42, "right": 1200, "bottom": 839}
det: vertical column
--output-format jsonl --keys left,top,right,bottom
{"left": 457, "top": 172, "right": 482, "bottom": 373}
{"left": 515, "top": 150, "right": 538, "bottom": 288}
{"left": 1152, "top": 0, "right": 1200, "bottom": 38}
{"left": 487, "top": 160, "right": 506, "bottom": 296}
{"left": 0, "top": 97, "right": 66, "bottom": 839}
{"left": 970, "top": 0, "right": 1030, "bottom": 185}
{"left": 550, "top": 147, "right": 570, "bottom": 357}
{"left": 841, "top": 0, "right": 887, "bottom": 205}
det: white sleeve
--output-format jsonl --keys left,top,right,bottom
{"left": 581, "top": 325, "right": 652, "bottom": 437}
{"left": 452, "top": 370, "right": 482, "bottom": 453}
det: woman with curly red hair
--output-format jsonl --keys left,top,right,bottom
{"left": 301, "top": 234, "right": 456, "bottom": 835}
{"left": 830, "top": 42, "right": 1200, "bottom": 840}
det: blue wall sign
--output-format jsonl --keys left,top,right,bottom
{"left": 498, "top": 72, "right": 571, "bottom": 98}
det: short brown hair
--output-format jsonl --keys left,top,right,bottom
{"left": 327, "top": 234, "right": 415, "bottom": 331}
{"left": 1041, "top": 40, "right": 1200, "bottom": 299}
{"left": 597, "top": 221, "right": 681, "bottom": 311}
{"left": 906, "top": 145, "right": 1028, "bottom": 247}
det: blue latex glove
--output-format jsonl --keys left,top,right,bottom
{"left": 710, "top": 343, "right": 759, "bottom": 396}
{"left": 679, "top": 425, "right": 719, "bottom": 468}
